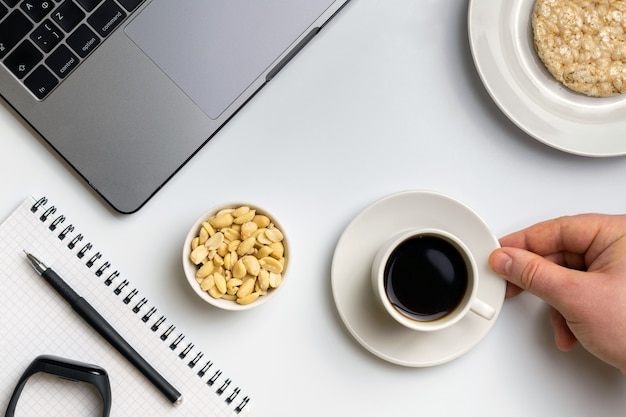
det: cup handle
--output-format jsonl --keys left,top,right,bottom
{"left": 470, "top": 298, "right": 495, "bottom": 320}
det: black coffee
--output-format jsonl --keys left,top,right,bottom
{"left": 384, "top": 235, "right": 468, "bottom": 321}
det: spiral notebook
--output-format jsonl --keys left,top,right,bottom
{"left": 0, "top": 196, "right": 251, "bottom": 416}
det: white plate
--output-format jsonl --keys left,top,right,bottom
{"left": 468, "top": 0, "right": 626, "bottom": 157}
{"left": 330, "top": 190, "right": 505, "bottom": 367}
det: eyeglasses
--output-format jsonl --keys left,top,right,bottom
{"left": 5, "top": 355, "right": 111, "bottom": 417}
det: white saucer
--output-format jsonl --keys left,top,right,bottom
{"left": 330, "top": 190, "right": 505, "bottom": 367}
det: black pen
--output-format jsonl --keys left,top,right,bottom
{"left": 24, "top": 251, "right": 183, "bottom": 405}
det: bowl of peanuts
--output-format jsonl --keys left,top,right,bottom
{"left": 182, "top": 203, "right": 288, "bottom": 310}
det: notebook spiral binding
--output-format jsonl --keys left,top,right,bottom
{"left": 30, "top": 197, "right": 251, "bottom": 414}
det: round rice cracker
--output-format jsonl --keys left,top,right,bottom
{"left": 532, "top": 0, "right": 626, "bottom": 97}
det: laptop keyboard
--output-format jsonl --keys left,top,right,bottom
{"left": 0, "top": 0, "right": 145, "bottom": 100}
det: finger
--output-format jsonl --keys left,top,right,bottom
{"left": 489, "top": 247, "right": 583, "bottom": 307}
{"left": 498, "top": 215, "right": 610, "bottom": 262}
{"left": 550, "top": 307, "right": 578, "bottom": 352}
{"left": 505, "top": 282, "right": 524, "bottom": 298}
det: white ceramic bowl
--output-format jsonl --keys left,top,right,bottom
{"left": 182, "top": 203, "right": 289, "bottom": 311}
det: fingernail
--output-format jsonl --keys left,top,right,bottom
{"left": 491, "top": 251, "right": 512, "bottom": 276}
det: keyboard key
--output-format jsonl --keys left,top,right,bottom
{"left": 75, "top": 0, "right": 101, "bottom": 12}
{"left": 31, "top": 19, "right": 64, "bottom": 53}
{"left": 66, "top": 23, "right": 99, "bottom": 58}
{"left": 0, "top": 10, "right": 33, "bottom": 59}
{"left": 87, "top": 0, "right": 126, "bottom": 37}
{"left": 4, "top": 39, "right": 42, "bottom": 79}
{"left": 24, "top": 65, "right": 58, "bottom": 99}
{"left": 117, "top": 0, "right": 142, "bottom": 12}
{"left": 52, "top": 0, "right": 86, "bottom": 33}
{"left": 5, "top": 0, "right": 141, "bottom": 99}
{"left": 20, "top": 0, "right": 55, "bottom": 22}
{"left": 46, "top": 44, "right": 78, "bottom": 78}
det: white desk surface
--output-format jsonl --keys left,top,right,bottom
{"left": 3, "top": 1, "right": 626, "bottom": 416}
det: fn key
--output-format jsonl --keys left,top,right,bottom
{"left": 24, "top": 66, "right": 58, "bottom": 99}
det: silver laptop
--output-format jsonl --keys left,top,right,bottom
{"left": 0, "top": 0, "right": 350, "bottom": 213}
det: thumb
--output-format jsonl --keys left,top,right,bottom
{"left": 489, "top": 247, "right": 579, "bottom": 307}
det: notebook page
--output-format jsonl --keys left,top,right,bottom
{"left": 0, "top": 197, "right": 251, "bottom": 417}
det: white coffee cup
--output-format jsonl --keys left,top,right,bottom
{"left": 371, "top": 228, "right": 495, "bottom": 332}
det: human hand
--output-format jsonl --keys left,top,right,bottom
{"left": 489, "top": 214, "right": 626, "bottom": 375}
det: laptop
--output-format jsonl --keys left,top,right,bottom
{"left": 0, "top": 0, "right": 350, "bottom": 213}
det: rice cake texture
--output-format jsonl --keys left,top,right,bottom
{"left": 532, "top": 0, "right": 626, "bottom": 97}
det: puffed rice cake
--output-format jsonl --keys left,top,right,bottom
{"left": 532, "top": 0, "right": 626, "bottom": 97}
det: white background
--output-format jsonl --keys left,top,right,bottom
{"left": 3, "top": 1, "right": 626, "bottom": 416}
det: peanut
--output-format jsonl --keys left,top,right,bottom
{"left": 210, "top": 213, "right": 234, "bottom": 229}
{"left": 253, "top": 215, "right": 270, "bottom": 228}
{"left": 214, "top": 272, "right": 227, "bottom": 294}
{"left": 195, "top": 261, "right": 214, "bottom": 279}
{"left": 242, "top": 255, "right": 261, "bottom": 276}
{"left": 232, "top": 259, "right": 247, "bottom": 279}
{"left": 240, "top": 222, "right": 258, "bottom": 239}
{"left": 205, "top": 232, "right": 224, "bottom": 251}
{"left": 190, "top": 245, "right": 209, "bottom": 265}
{"left": 189, "top": 205, "right": 286, "bottom": 305}
{"left": 236, "top": 292, "right": 260, "bottom": 305}
{"left": 269, "top": 272, "right": 282, "bottom": 288}
{"left": 237, "top": 237, "right": 256, "bottom": 256}
{"left": 260, "top": 256, "right": 283, "bottom": 273}
{"left": 236, "top": 277, "right": 256, "bottom": 299}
